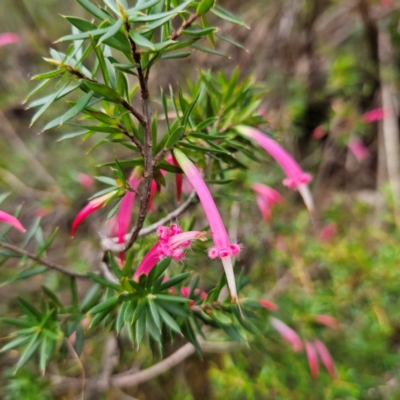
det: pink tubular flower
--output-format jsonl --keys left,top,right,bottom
{"left": 348, "top": 138, "right": 369, "bottom": 162}
{"left": 314, "top": 339, "right": 336, "bottom": 378}
{"left": 319, "top": 222, "right": 337, "bottom": 243}
{"left": 77, "top": 173, "right": 94, "bottom": 189}
{"left": 252, "top": 183, "right": 283, "bottom": 221}
{"left": 237, "top": 125, "right": 314, "bottom": 213}
{"left": 258, "top": 299, "right": 279, "bottom": 311}
{"left": 314, "top": 315, "right": 339, "bottom": 328}
{"left": 71, "top": 190, "right": 117, "bottom": 237}
{"left": 362, "top": 108, "right": 393, "bottom": 123}
{"left": 0, "top": 33, "right": 19, "bottom": 47}
{"left": 312, "top": 126, "right": 327, "bottom": 140}
{"left": 117, "top": 169, "right": 142, "bottom": 244}
{"left": 173, "top": 149, "right": 241, "bottom": 302}
{"left": 270, "top": 317, "right": 303, "bottom": 352}
{"left": 305, "top": 341, "right": 320, "bottom": 379}
{"left": 0, "top": 210, "right": 26, "bottom": 232}
{"left": 134, "top": 224, "right": 207, "bottom": 280}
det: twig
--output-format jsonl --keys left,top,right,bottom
{"left": 100, "top": 191, "right": 197, "bottom": 252}
{"left": 50, "top": 338, "right": 237, "bottom": 392}
{"left": 0, "top": 240, "right": 88, "bottom": 279}
{"left": 170, "top": 13, "right": 199, "bottom": 41}
{"left": 117, "top": 122, "right": 144, "bottom": 154}
{"left": 124, "top": 20, "right": 154, "bottom": 252}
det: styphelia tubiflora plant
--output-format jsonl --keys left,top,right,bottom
{"left": 0, "top": 0, "right": 339, "bottom": 391}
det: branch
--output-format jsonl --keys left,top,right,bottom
{"left": 101, "top": 191, "right": 197, "bottom": 252}
{"left": 0, "top": 240, "right": 88, "bottom": 279}
{"left": 170, "top": 13, "right": 199, "bottom": 41}
{"left": 50, "top": 338, "right": 237, "bottom": 392}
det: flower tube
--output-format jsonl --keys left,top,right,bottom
{"left": 117, "top": 169, "right": 142, "bottom": 244}
{"left": 237, "top": 125, "right": 314, "bottom": 213}
{"left": 0, "top": 210, "right": 26, "bottom": 232}
{"left": 314, "top": 339, "right": 336, "bottom": 378}
{"left": 305, "top": 341, "right": 319, "bottom": 379}
{"left": 252, "top": 183, "right": 282, "bottom": 221}
{"left": 270, "top": 317, "right": 303, "bottom": 352}
{"left": 173, "top": 149, "right": 240, "bottom": 302}
{"left": 71, "top": 190, "right": 117, "bottom": 237}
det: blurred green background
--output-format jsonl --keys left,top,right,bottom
{"left": 2, "top": 0, "right": 400, "bottom": 399}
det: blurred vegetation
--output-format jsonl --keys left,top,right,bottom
{"left": 2, "top": 0, "right": 400, "bottom": 399}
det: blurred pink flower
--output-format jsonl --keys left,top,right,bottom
{"left": 238, "top": 125, "right": 314, "bottom": 213}
{"left": 305, "top": 341, "right": 320, "bottom": 379}
{"left": 348, "top": 138, "right": 369, "bottom": 161}
{"left": 0, "top": 33, "right": 19, "bottom": 47}
{"left": 314, "top": 339, "right": 336, "bottom": 378}
{"left": 77, "top": 173, "right": 94, "bottom": 189}
{"left": 362, "top": 108, "right": 393, "bottom": 123}
{"left": 381, "top": 0, "right": 393, "bottom": 8}
{"left": 312, "top": 126, "right": 327, "bottom": 140}
{"left": 258, "top": 299, "right": 279, "bottom": 311}
{"left": 270, "top": 317, "right": 303, "bottom": 352}
{"left": 252, "top": 183, "right": 283, "bottom": 221}
{"left": 314, "top": 315, "right": 339, "bottom": 328}
{"left": 319, "top": 222, "right": 337, "bottom": 243}
{"left": 0, "top": 210, "right": 26, "bottom": 232}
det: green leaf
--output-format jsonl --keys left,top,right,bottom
{"left": 129, "top": 0, "right": 162, "bottom": 11}
{"left": 83, "top": 81, "right": 122, "bottom": 103}
{"left": 191, "top": 44, "right": 229, "bottom": 58}
{"left": 18, "top": 298, "right": 42, "bottom": 320}
{"left": 156, "top": 300, "right": 188, "bottom": 317}
{"left": 42, "top": 90, "right": 94, "bottom": 131}
{"left": 158, "top": 307, "right": 181, "bottom": 334}
{"left": 135, "top": 310, "right": 146, "bottom": 347}
{"left": 80, "top": 284, "right": 102, "bottom": 312}
{"left": 145, "top": 307, "right": 161, "bottom": 341}
{"left": 155, "top": 294, "right": 191, "bottom": 303}
{"left": 161, "top": 51, "right": 191, "bottom": 59}
{"left": 215, "top": 33, "right": 247, "bottom": 52}
{"left": 42, "top": 286, "right": 64, "bottom": 309}
{"left": 211, "top": 5, "right": 249, "bottom": 29}
{"left": 27, "top": 83, "right": 80, "bottom": 109}
{"left": 31, "top": 70, "right": 65, "bottom": 81}
{"left": 182, "top": 92, "right": 199, "bottom": 128}
{"left": 77, "top": 0, "right": 109, "bottom": 20}
{"left": 1, "top": 318, "right": 32, "bottom": 328}
{"left": 87, "top": 271, "right": 121, "bottom": 290}
{"left": 148, "top": 299, "right": 161, "bottom": 330}
{"left": 196, "top": 0, "right": 215, "bottom": 15}
{"left": 24, "top": 79, "right": 51, "bottom": 103}
{"left": 1, "top": 335, "right": 31, "bottom": 353}
{"left": 109, "top": 253, "right": 123, "bottom": 280}
{"left": 15, "top": 332, "right": 41, "bottom": 371}
{"left": 39, "top": 335, "right": 54, "bottom": 372}
{"left": 88, "top": 295, "right": 120, "bottom": 314}
{"left": 129, "top": 31, "right": 155, "bottom": 51}
{"left": 166, "top": 126, "right": 185, "bottom": 150}
{"left": 116, "top": 301, "right": 128, "bottom": 332}
{"left": 0, "top": 266, "right": 47, "bottom": 287}
{"left": 158, "top": 273, "right": 190, "bottom": 292}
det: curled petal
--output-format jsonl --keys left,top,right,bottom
{"left": 0, "top": 210, "right": 26, "bottom": 232}
{"left": 252, "top": 183, "right": 283, "bottom": 221}
{"left": 270, "top": 317, "right": 303, "bottom": 352}
{"left": 305, "top": 341, "right": 320, "bottom": 379}
{"left": 314, "top": 339, "right": 336, "bottom": 378}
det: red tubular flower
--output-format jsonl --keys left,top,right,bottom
{"left": 0, "top": 210, "right": 26, "bottom": 232}
{"left": 0, "top": 33, "right": 19, "bottom": 47}
{"left": 258, "top": 299, "right": 278, "bottom": 311}
{"left": 252, "top": 183, "right": 283, "bottom": 221}
{"left": 71, "top": 190, "right": 117, "bottom": 237}
{"left": 117, "top": 169, "right": 142, "bottom": 244}
{"left": 305, "top": 341, "right": 320, "bottom": 379}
